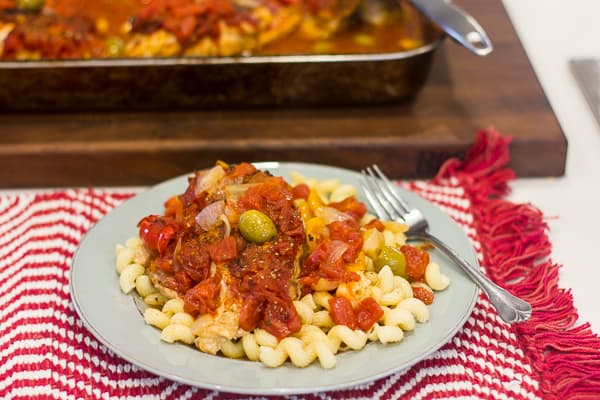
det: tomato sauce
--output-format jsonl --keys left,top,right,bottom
{"left": 133, "top": 162, "right": 436, "bottom": 344}
{"left": 235, "top": 175, "right": 305, "bottom": 338}
{"left": 138, "top": 163, "right": 305, "bottom": 340}
{"left": 0, "top": 0, "right": 438, "bottom": 59}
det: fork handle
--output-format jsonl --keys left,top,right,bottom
{"left": 420, "top": 233, "right": 532, "bottom": 323}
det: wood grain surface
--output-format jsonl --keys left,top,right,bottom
{"left": 0, "top": 0, "right": 566, "bottom": 187}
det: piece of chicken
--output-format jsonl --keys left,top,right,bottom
{"left": 298, "top": 0, "right": 360, "bottom": 39}
{"left": 141, "top": 163, "right": 306, "bottom": 354}
{"left": 125, "top": 0, "right": 363, "bottom": 57}
{"left": 0, "top": 13, "right": 102, "bottom": 59}
{"left": 125, "top": 0, "right": 302, "bottom": 56}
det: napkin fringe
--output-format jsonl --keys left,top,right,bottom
{"left": 435, "top": 128, "right": 600, "bottom": 399}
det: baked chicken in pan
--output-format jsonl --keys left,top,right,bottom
{"left": 0, "top": 0, "right": 426, "bottom": 59}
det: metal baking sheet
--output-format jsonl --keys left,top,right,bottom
{"left": 0, "top": 0, "right": 451, "bottom": 111}
{"left": 0, "top": 41, "right": 443, "bottom": 111}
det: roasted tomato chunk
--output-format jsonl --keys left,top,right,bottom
{"left": 328, "top": 296, "right": 356, "bottom": 330}
{"left": 355, "top": 297, "right": 384, "bottom": 331}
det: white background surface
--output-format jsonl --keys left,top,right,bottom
{"left": 502, "top": 0, "right": 600, "bottom": 333}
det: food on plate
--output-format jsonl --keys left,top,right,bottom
{"left": 115, "top": 161, "right": 450, "bottom": 368}
{"left": 0, "top": 0, "right": 435, "bottom": 59}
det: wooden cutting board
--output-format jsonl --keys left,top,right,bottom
{"left": 0, "top": 0, "right": 565, "bottom": 187}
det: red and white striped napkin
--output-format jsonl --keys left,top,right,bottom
{"left": 1, "top": 130, "right": 598, "bottom": 399}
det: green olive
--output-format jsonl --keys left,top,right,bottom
{"left": 239, "top": 210, "right": 277, "bottom": 244}
{"left": 374, "top": 246, "right": 407, "bottom": 277}
{"left": 105, "top": 36, "right": 124, "bottom": 57}
{"left": 16, "top": 0, "right": 44, "bottom": 12}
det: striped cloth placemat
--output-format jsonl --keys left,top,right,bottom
{"left": 1, "top": 129, "right": 598, "bottom": 399}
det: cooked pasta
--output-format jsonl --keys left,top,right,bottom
{"left": 294, "top": 300, "right": 315, "bottom": 324}
{"left": 241, "top": 334, "right": 260, "bottom": 361}
{"left": 160, "top": 324, "right": 195, "bottom": 344}
{"left": 115, "top": 245, "right": 135, "bottom": 274}
{"left": 425, "top": 261, "right": 451, "bottom": 291}
{"left": 114, "top": 162, "right": 452, "bottom": 368}
{"left": 383, "top": 306, "right": 417, "bottom": 331}
{"left": 144, "top": 308, "right": 171, "bottom": 330}
{"left": 397, "top": 298, "right": 430, "bottom": 323}
{"left": 220, "top": 339, "right": 245, "bottom": 359}
{"left": 119, "top": 263, "right": 144, "bottom": 294}
{"left": 134, "top": 274, "right": 155, "bottom": 298}
{"left": 162, "top": 298, "right": 185, "bottom": 315}
{"left": 144, "top": 292, "right": 168, "bottom": 307}
{"left": 373, "top": 324, "right": 404, "bottom": 344}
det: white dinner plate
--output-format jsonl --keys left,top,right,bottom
{"left": 70, "top": 162, "right": 478, "bottom": 395}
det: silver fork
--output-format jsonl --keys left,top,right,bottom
{"left": 359, "top": 165, "right": 532, "bottom": 323}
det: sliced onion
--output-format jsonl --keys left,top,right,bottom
{"left": 195, "top": 200, "right": 225, "bottom": 231}
{"left": 172, "top": 237, "right": 182, "bottom": 269}
{"left": 317, "top": 206, "right": 353, "bottom": 225}
{"left": 219, "top": 214, "right": 231, "bottom": 237}
{"left": 326, "top": 240, "right": 350, "bottom": 265}
{"left": 224, "top": 203, "right": 239, "bottom": 224}
{"left": 224, "top": 183, "right": 258, "bottom": 202}
{"left": 194, "top": 165, "right": 226, "bottom": 196}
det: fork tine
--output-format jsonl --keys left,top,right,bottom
{"left": 371, "top": 165, "right": 412, "bottom": 212}
{"left": 358, "top": 171, "right": 392, "bottom": 221}
{"left": 364, "top": 166, "right": 406, "bottom": 221}
{"left": 361, "top": 167, "right": 404, "bottom": 221}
